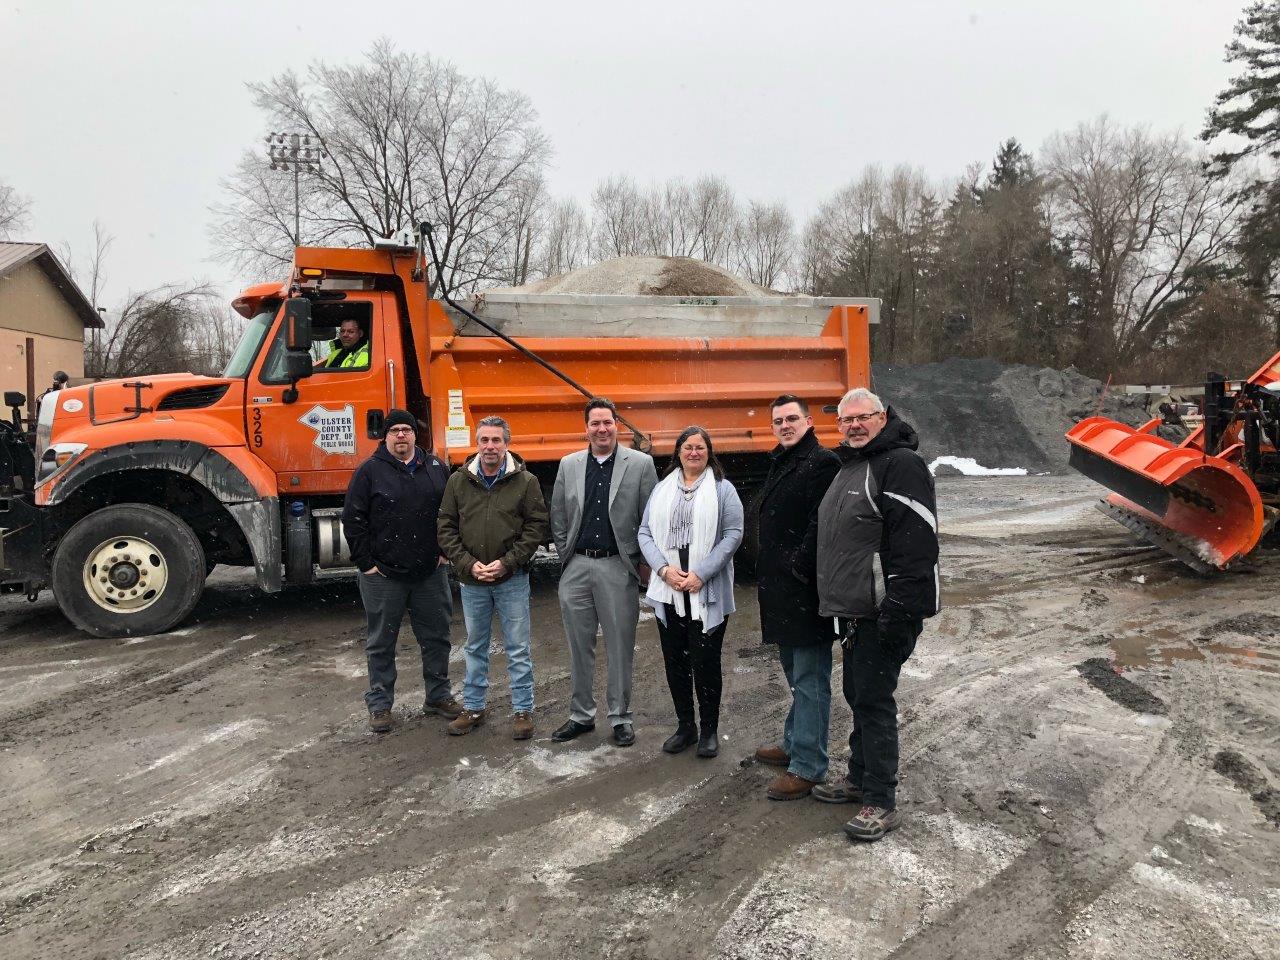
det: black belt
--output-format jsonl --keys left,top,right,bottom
{"left": 575, "top": 547, "right": 618, "bottom": 559}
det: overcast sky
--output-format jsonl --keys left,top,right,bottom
{"left": 0, "top": 0, "right": 1247, "bottom": 306}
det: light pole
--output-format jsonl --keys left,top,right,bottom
{"left": 266, "top": 132, "right": 326, "bottom": 244}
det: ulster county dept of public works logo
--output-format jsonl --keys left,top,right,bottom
{"left": 299, "top": 404, "right": 356, "bottom": 455}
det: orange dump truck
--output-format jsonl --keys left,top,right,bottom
{"left": 0, "top": 238, "right": 876, "bottom": 637}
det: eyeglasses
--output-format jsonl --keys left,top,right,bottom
{"left": 771, "top": 414, "right": 805, "bottom": 426}
{"left": 386, "top": 427, "right": 414, "bottom": 435}
{"left": 837, "top": 413, "right": 882, "bottom": 426}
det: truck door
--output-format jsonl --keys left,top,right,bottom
{"left": 247, "top": 294, "right": 392, "bottom": 494}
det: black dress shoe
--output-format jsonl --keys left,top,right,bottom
{"left": 612, "top": 724, "right": 635, "bottom": 747}
{"left": 696, "top": 730, "right": 719, "bottom": 758}
{"left": 551, "top": 719, "right": 595, "bottom": 742}
{"left": 662, "top": 725, "right": 698, "bottom": 754}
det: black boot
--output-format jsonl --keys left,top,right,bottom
{"left": 662, "top": 723, "right": 698, "bottom": 754}
{"left": 696, "top": 727, "right": 719, "bottom": 758}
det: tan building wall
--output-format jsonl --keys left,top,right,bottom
{"left": 0, "top": 329, "right": 86, "bottom": 396}
{"left": 0, "top": 260, "right": 89, "bottom": 395}
{"left": 0, "top": 261, "right": 87, "bottom": 340}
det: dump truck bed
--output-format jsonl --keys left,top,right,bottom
{"left": 422, "top": 297, "right": 876, "bottom": 467}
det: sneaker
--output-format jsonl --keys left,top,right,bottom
{"left": 369, "top": 709, "right": 394, "bottom": 734}
{"left": 767, "top": 772, "right": 818, "bottom": 801}
{"left": 447, "top": 709, "right": 486, "bottom": 736}
{"left": 425, "top": 696, "right": 463, "bottom": 720}
{"left": 811, "top": 777, "right": 863, "bottom": 804}
{"left": 754, "top": 745, "right": 791, "bottom": 768}
{"left": 512, "top": 711, "right": 534, "bottom": 741}
{"left": 844, "top": 805, "right": 902, "bottom": 841}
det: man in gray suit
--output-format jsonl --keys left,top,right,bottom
{"left": 550, "top": 397, "right": 659, "bottom": 747}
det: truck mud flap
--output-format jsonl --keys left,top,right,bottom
{"left": 0, "top": 494, "right": 46, "bottom": 589}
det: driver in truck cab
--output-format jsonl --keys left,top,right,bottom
{"left": 317, "top": 317, "right": 370, "bottom": 369}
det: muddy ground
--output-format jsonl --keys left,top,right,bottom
{"left": 1, "top": 474, "right": 1278, "bottom": 960}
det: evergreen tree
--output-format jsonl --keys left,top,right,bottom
{"left": 1203, "top": 1, "right": 1280, "bottom": 302}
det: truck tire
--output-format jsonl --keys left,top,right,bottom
{"left": 52, "top": 503, "right": 207, "bottom": 638}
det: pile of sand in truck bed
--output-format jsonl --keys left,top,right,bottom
{"left": 873, "top": 358, "right": 1147, "bottom": 475}
{"left": 487, "top": 256, "right": 785, "bottom": 298}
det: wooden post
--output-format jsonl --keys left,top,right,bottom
{"left": 25, "top": 337, "right": 36, "bottom": 429}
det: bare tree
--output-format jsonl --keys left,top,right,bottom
{"left": 89, "top": 284, "right": 223, "bottom": 379}
{"left": 688, "top": 175, "right": 739, "bottom": 265}
{"left": 1043, "top": 116, "right": 1246, "bottom": 369}
{"left": 0, "top": 180, "right": 32, "bottom": 239}
{"left": 535, "top": 198, "right": 590, "bottom": 278}
{"left": 734, "top": 200, "right": 794, "bottom": 289}
{"left": 590, "top": 175, "right": 645, "bottom": 259}
{"left": 210, "top": 40, "right": 550, "bottom": 294}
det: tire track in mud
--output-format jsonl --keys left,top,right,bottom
{"left": 19, "top": 576, "right": 1105, "bottom": 956}
{"left": 884, "top": 651, "right": 1223, "bottom": 960}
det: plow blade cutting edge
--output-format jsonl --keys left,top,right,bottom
{"left": 1066, "top": 416, "right": 1265, "bottom": 571}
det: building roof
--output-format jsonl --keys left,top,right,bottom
{"left": 0, "top": 241, "right": 104, "bottom": 329}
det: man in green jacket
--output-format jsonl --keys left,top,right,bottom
{"left": 437, "top": 415, "right": 549, "bottom": 740}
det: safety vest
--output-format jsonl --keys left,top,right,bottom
{"left": 323, "top": 339, "right": 370, "bottom": 369}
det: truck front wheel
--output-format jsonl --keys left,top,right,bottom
{"left": 52, "top": 503, "right": 207, "bottom": 638}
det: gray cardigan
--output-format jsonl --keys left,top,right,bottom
{"left": 638, "top": 477, "right": 744, "bottom": 633}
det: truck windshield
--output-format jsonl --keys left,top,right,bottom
{"left": 222, "top": 302, "right": 280, "bottom": 378}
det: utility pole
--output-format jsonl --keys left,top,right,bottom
{"left": 266, "top": 132, "right": 326, "bottom": 244}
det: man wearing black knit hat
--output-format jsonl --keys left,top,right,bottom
{"left": 342, "top": 409, "right": 459, "bottom": 733}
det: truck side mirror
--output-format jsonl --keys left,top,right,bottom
{"left": 284, "top": 298, "right": 313, "bottom": 352}
{"left": 281, "top": 351, "right": 313, "bottom": 405}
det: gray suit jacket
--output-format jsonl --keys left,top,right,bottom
{"left": 551, "top": 445, "right": 659, "bottom": 581}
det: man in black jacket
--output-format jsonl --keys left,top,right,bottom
{"left": 813, "top": 388, "right": 939, "bottom": 841}
{"left": 751, "top": 395, "right": 841, "bottom": 801}
{"left": 342, "top": 409, "right": 459, "bottom": 733}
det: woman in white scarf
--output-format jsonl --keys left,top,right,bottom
{"left": 638, "top": 426, "right": 744, "bottom": 758}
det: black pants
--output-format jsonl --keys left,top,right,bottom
{"left": 358, "top": 567, "right": 453, "bottom": 712}
{"left": 657, "top": 599, "right": 726, "bottom": 732}
{"left": 842, "top": 617, "right": 921, "bottom": 810}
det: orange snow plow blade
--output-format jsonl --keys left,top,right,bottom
{"left": 1066, "top": 416, "right": 1265, "bottom": 573}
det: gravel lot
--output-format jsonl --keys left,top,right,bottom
{"left": 1, "top": 474, "right": 1277, "bottom": 959}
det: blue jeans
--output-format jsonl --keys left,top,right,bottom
{"left": 779, "top": 642, "right": 833, "bottom": 782}
{"left": 460, "top": 572, "right": 534, "bottom": 713}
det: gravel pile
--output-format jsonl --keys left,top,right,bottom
{"left": 491, "top": 256, "right": 784, "bottom": 298}
{"left": 873, "top": 358, "right": 1147, "bottom": 475}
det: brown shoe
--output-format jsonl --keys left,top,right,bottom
{"left": 512, "top": 711, "right": 534, "bottom": 741}
{"left": 425, "top": 696, "right": 463, "bottom": 720}
{"left": 369, "top": 709, "right": 394, "bottom": 734}
{"left": 767, "top": 772, "right": 818, "bottom": 801}
{"left": 447, "top": 709, "right": 486, "bottom": 736}
{"left": 755, "top": 745, "right": 791, "bottom": 768}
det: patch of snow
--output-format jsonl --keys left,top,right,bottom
{"left": 929, "top": 456, "right": 1028, "bottom": 477}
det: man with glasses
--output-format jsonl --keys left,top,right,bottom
{"left": 813, "top": 388, "right": 939, "bottom": 841}
{"left": 343, "top": 409, "right": 459, "bottom": 733}
{"left": 753, "top": 395, "right": 841, "bottom": 802}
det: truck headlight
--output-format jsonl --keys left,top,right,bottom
{"left": 36, "top": 442, "right": 87, "bottom": 485}
{"left": 35, "top": 392, "right": 56, "bottom": 463}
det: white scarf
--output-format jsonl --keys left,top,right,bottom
{"left": 645, "top": 471, "right": 719, "bottom": 620}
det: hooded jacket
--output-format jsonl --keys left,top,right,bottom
{"left": 816, "top": 408, "right": 940, "bottom": 622}
{"left": 437, "top": 451, "right": 549, "bottom": 586}
{"left": 755, "top": 427, "right": 841, "bottom": 646}
{"left": 342, "top": 443, "right": 450, "bottom": 580}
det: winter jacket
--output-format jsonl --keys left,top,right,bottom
{"left": 437, "top": 451, "right": 550, "bottom": 586}
{"left": 322, "top": 338, "right": 371, "bottom": 369}
{"left": 756, "top": 428, "right": 841, "bottom": 646}
{"left": 817, "top": 408, "right": 940, "bottom": 622}
{"left": 342, "top": 444, "right": 450, "bottom": 581}
{"left": 638, "top": 476, "right": 744, "bottom": 634}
